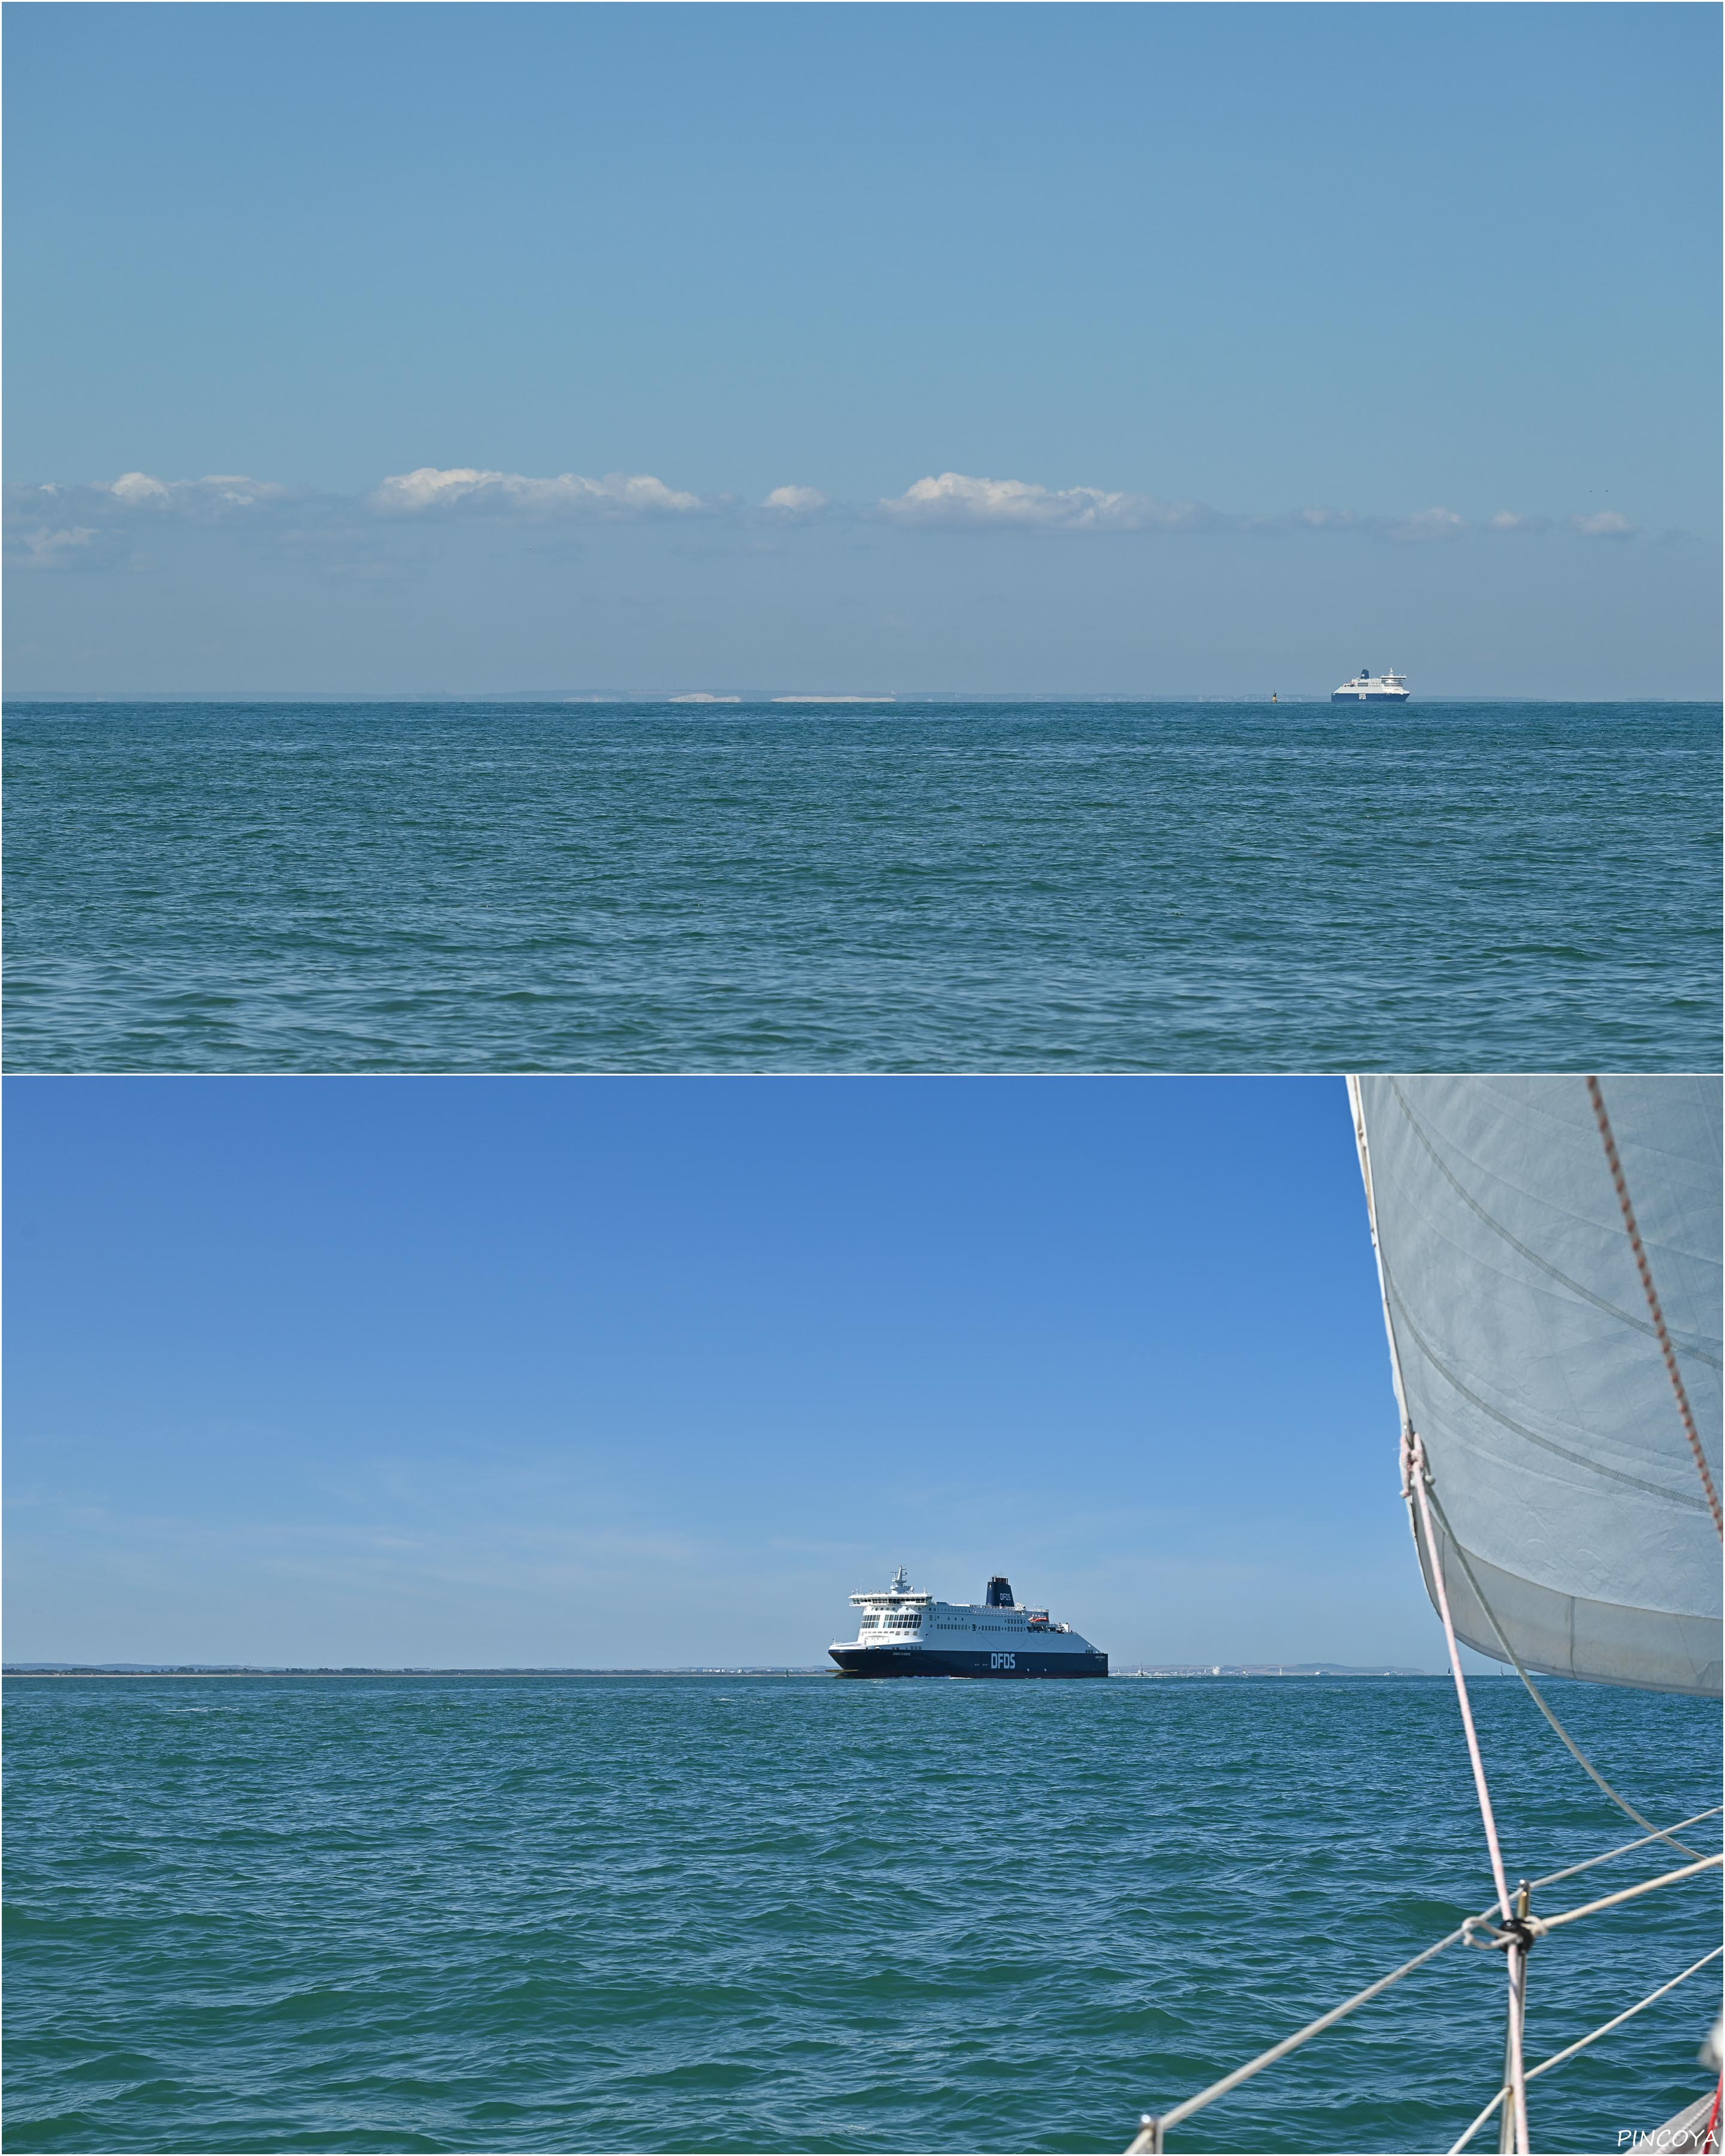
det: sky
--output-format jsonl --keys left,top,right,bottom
{"left": 4, "top": 2, "right": 1719, "bottom": 698}
{"left": 3, "top": 1074, "right": 1479, "bottom": 1671}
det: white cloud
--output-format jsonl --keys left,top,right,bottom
{"left": 109, "top": 471, "right": 170, "bottom": 504}
{"left": 4, "top": 476, "right": 301, "bottom": 567}
{"left": 104, "top": 471, "right": 287, "bottom": 510}
{"left": 2, "top": 465, "right": 1658, "bottom": 570}
{"left": 1569, "top": 509, "right": 1637, "bottom": 538}
{"left": 879, "top": 470, "right": 1210, "bottom": 531}
{"left": 8, "top": 525, "right": 100, "bottom": 568}
{"left": 1383, "top": 507, "right": 1467, "bottom": 543}
{"left": 370, "top": 467, "right": 706, "bottom": 517}
{"left": 879, "top": 477, "right": 1650, "bottom": 546}
{"left": 4, "top": 473, "right": 329, "bottom": 570}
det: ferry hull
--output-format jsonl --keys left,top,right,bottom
{"left": 829, "top": 1646, "right": 1108, "bottom": 1679}
{"left": 1331, "top": 691, "right": 1410, "bottom": 702}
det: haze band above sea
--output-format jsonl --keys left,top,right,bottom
{"left": 5, "top": 700, "right": 1717, "bottom": 1074}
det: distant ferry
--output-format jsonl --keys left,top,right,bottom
{"left": 1331, "top": 668, "right": 1410, "bottom": 702}
{"left": 829, "top": 1567, "right": 1109, "bottom": 1678}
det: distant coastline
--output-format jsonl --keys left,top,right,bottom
{"left": 5, "top": 692, "right": 1719, "bottom": 705}
{"left": 5, "top": 1661, "right": 1443, "bottom": 1678}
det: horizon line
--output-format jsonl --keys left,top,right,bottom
{"left": 6, "top": 1661, "right": 1452, "bottom": 1677}
{"left": 7, "top": 692, "right": 1718, "bottom": 707}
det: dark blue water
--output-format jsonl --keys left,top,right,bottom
{"left": 5, "top": 702, "right": 1717, "bottom": 1073}
{"left": 4, "top": 1673, "right": 1718, "bottom": 2153}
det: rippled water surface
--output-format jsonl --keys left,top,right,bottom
{"left": 4, "top": 1673, "right": 1718, "bottom": 2153}
{"left": 5, "top": 702, "right": 1718, "bottom": 1073}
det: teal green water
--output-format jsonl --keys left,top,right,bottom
{"left": 5, "top": 701, "right": 1718, "bottom": 1073}
{"left": 4, "top": 1674, "right": 1717, "bottom": 2153}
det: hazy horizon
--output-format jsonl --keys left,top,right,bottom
{"left": 5, "top": 1659, "right": 1448, "bottom": 1671}
{"left": 10, "top": 690, "right": 1719, "bottom": 705}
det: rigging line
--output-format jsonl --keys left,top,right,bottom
{"left": 1420, "top": 1479, "right": 1706, "bottom": 1860}
{"left": 1408, "top": 1433, "right": 1528, "bottom": 2156}
{"left": 1586, "top": 1074, "right": 1724, "bottom": 1535}
{"left": 1526, "top": 1851, "right": 1723, "bottom": 1936}
{"left": 1125, "top": 1927, "right": 1469, "bottom": 2151}
{"left": 1120, "top": 1827, "right": 1721, "bottom": 2156}
{"left": 1500, "top": 1921, "right": 1530, "bottom": 2156}
{"left": 1529, "top": 1807, "right": 1722, "bottom": 1891}
{"left": 1411, "top": 1439, "right": 1514, "bottom": 1922}
{"left": 1445, "top": 1945, "right": 1725, "bottom": 2155}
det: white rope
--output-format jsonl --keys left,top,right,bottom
{"left": 1409, "top": 1440, "right": 1514, "bottom": 1923}
{"left": 1408, "top": 1433, "right": 1528, "bottom": 2155}
{"left": 1422, "top": 1477, "right": 1706, "bottom": 1861}
{"left": 1527, "top": 1852, "right": 1723, "bottom": 1936}
{"left": 1587, "top": 1075, "right": 1724, "bottom": 1534}
{"left": 1529, "top": 1808, "right": 1722, "bottom": 1894}
{"left": 1446, "top": 1946, "right": 1725, "bottom": 2154}
{"left": 1124, "top": 1925, "right": 1469, "bottom": 2151}
{"left": 1123, "top": 1807, "right": 1723, "bottom": 2156}
{"left": 1502, "top": 1913, "right": 1532, "bottom": 2156}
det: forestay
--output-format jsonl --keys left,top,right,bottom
{"left": 1350, "top": 1075, "right": 1723, "bottom": 1698}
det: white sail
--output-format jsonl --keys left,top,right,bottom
{"left": 1351, "top": 1074, "right": 1722, "bottom": 1698}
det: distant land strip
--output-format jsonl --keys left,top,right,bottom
{"left": 5, "top": 1664, "right": 829, "bottom": 1677}
{"left": 5, "top": 1661, "right": 1441, "bottom": 1678}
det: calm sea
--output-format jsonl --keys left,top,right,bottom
{"left": 5, "top": 701, "right": 1718, "bottom": 1074}
{"left": 4, "top": 1673, "right": 1717, "bottom": 2154}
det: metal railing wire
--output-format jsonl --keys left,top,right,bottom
{"left": 1125, "top": 1832, "right": 1721, "bottom": 2153}
{"left": 1446, "top": 1946, "right": 1725, "bottom": 2154}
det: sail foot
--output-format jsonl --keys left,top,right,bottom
{"left": 1414, "top": 1497, "right": 1723, "bottom": 1699}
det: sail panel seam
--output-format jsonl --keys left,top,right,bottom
{"left": 1382, "top": 1264, "right": 1711, "bottom": 1512}
{"left": 1387, "top": 1079, "right": 1721, "bottom": 1371}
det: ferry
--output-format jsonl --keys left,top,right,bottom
{"left": 1331, "top": 668, "right": 1410, "bottom": 702}
{"left": 829, "top": 1567, "right": 1109, "bottom": 1678}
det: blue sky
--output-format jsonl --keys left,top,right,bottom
{"left": 5, "top": 3, "right": 1718, "bottom": 697}
{"left": 4, "top": 1075, "right": 1472, "bottom": 1669}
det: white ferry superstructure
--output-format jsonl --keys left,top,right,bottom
{"left": 1331, "top": 668, "right": 1410, "bottom": 702}
{"left": 829, "top": 1568, "right": 1109, "bottom": 1679}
